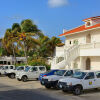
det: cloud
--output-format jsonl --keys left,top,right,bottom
{"left": 48, "top": 0, "right": 68, "bottom": 8}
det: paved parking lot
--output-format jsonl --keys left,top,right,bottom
{"left": 0, "top": 76, "right": 100, "bottom": 100}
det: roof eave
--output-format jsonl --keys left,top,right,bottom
{"left": 59, "top": 27, "right": 100, "bottom": 37}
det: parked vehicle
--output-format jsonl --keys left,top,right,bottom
{"left": 41, "top": 70, "right": 75, "bottom": 89}
{"left": 0, "top": 65, "right": 15, "bottom": 75}
{"left": 16, "top": 66, "right": 46, "bottom": 82}
{"left": 0, "top": 65, "right": 3, "bottom": 75}
{"left": 39, "top": 69, "right": 59, "bottom": 81}
{"left": 5, "top": 66, "right": 28, "bottom": 79}
{"left": 58, "top": 70, "right": 100, "bottom": 95}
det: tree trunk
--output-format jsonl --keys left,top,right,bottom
{"left": 23, "top": 41, "right": 28, "bottom": 65}
{"left": 12, "top": 43, "right": 16, "bottom": 65}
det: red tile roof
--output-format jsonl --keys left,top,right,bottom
{"left": 83, "top": 16, "right": 100, "bottom": 21}
{"left": 59, "top": 23, "right": 100, "bottom": 37}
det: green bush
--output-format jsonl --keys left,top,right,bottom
{"left": 28, "top": 59, "right": 50, "bottom": 70}
{"left": 15, "top": 63, "right": 26, "bottom": 67}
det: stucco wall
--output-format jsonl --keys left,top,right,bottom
{"left": 72, "top": 56, "right": 100, "bottom": 70}
{"left": 90, "top": 56, "right": 100, "bottom": 70}
{"left": 65, "top": 28, "right": 100, "bottom": 47}
{"left": 55, "top": 46, "right": 64, "bottom": 57}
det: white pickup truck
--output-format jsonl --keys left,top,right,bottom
{"left": 16, "top": 66, "right": 46, "bottom": 82}
{"left": 41, "top": 70, "right": 75, "bottom": 89}
{"left": 5, "top": 66, "right": 27, "bottom": 79}
{"left": 0, "top": 65, "right": 15, "bottom": 76}
{"left": 58, "top": 70, "right": 100, "bottom": 95}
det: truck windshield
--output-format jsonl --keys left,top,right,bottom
{"left": 55, "top": 70, "right": 66, "bottom": 76}
{"left": 16, "top": 66, "right": 24, "bottom": 70}
{"left": 25, "top": 67, "right": 30, "bottom": 72}
{"left": 72, "top": 72, "right": 87, "bottom": 79}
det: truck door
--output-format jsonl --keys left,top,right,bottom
{"left": 83, "top": 72, "right": 96, "bottom": 89}
{"left": 29, "top": 67, "right": 39, "bottom": 79}
{"left": 95, "top": 71, "right": 100, "bottom": 87}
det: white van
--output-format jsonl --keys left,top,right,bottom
{"left": 0, "top": 65, "right": 15, "bottom": 75}
{"left": 16, "top": 66, "right": 46, "bottom": 82}
{"left": 5, "top": 66, "right": 28, "bottom": 79}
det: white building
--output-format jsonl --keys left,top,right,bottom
{"left": 0, "top": 56, "right": 27, "bottom": 65}
{"left": 51, "top": 16, "right": 100, "bottom": 70}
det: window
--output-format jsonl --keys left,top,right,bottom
{"left": 17, "top": 66, "right": 24, "bottom": 70}
{"left": 85, "top": 72, "right": 94, "bottom": 79}
{"left": 64, "top": 70, "right": 73, "bottom": 76}
{"left": 39, "top": 67, "right": 45, "bottom": 71}
{"left": 10, "top": 66, "right": 13, "bottom": 69}
{"left": 73, "top": 40, "right": 78, "bottom": 45}
{"left": 72, "top": 71, "right": 87, "bottom": 79}
{"left": 69, "top": 41, "right": 71, "bottom": 44}
{"left": 96, "top": 72, "right": 100, "bottom": 78}
{"left": 86, "top": 22, "right": 91, "bottom": 27}
{"left": 55, "top": 70, "right": 66, "bottom": 76}
{"left": 5, "top": 66, "right": 8, "bottom": 69}
{"left": 31, "top": 67, "right": 38, "bottom": 72}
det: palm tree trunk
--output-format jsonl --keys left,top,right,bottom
{"left": 12, "top": 43, "right": 16, "bottom": 65}
{"left": 23, "top": 41, "right": 28, "bottom": 65}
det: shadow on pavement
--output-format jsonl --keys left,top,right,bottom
{"left": 0, "top": 88, "right": 58, "bottom": 100}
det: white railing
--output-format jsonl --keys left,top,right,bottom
{"left": 80, "top": 42, "right": 100, "bottom": 49}
{"left": 51, "top": 59, "right": 66, "bottom": 69}
{"left": 51, "top": 45, "right": 80, "bottom": 69}
{"left": 65, "top": 45, "right": 80, "bottom": 66}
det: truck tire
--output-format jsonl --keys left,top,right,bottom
{"left": 17, "top": 78, "right": 21, "bottom": 81}
{"left": 45, "top": 85, "right": 51, "bottom": 89}
{"left": 73, "top": 86, "right": 82, "bottom": 95}
{"left": 10, "top": 74, "right": 15, "bottom": 79}
{"left": 62, "top": 89, "right": 68, "bottom": 92}
{"left": 22, "top": 76, "right": 28, "bottom": 82}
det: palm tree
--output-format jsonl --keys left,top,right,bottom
{"left": 47, "top": 36, "right": 62, "bottom": 57}
{"left": 19, "top": 19, "right": 42, "bottom": 64}
{"left": 2, "top": 23, "right": 21, "bottom": 65}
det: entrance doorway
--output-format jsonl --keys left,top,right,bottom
{"left": 86, "top": 34, "right": 91, "bottom": 43}
{"left": 86, "top": 58, "right": 91, "bottom": 70}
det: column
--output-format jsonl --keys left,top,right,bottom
{"left": 80, "top": 56, "right": 85, "bottom": 70}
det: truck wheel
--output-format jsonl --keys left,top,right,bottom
{"left": 10, "top": 74, "right": 15, "bottom": 79}
{"left": 36, "top": 78, "right": 38, "bottom": 80}
{"left": 22, "top": 76, "right": 27, "bottom": 82}
{"left": 45, "top": 85, "right": 51, "bottom": 89}
{"left": 62, "top": 89, "right": 68, "bottom": 92}
{"left": 17, "top": 78, "right": 21, "bottom": 81}
{"left": 73, "top": 86, "right": 82, "bottom": 95}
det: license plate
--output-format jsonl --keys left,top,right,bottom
{"left": 59, "top": 85, "right": 62, "bottom": 88}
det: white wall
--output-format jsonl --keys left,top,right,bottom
{"left": 65, "top": 32, "right": 86, "bottom": 46}
{"left": 90, "top": 56, "right": 100, "bottom": 70}
{"left": 55, "top": 46, "right": 64, "bottom": 57}
{"left": 65, "top": 28, "right": 100, "bottom": 47}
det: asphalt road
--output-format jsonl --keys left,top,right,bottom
{"left": 0, "top": 83, "right": 58, "bottom": 100}
{"left": 1, "top": 77, "right": 100, "bottom": 100}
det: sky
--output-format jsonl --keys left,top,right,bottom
{"left": 0, "top": 0, "right": 100, "bottom": 41}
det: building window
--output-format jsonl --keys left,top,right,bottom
{"left": 86, "top": 22, "right": 91, "bottom": 27}
{"left": 73, "top": 40, "right": 78, "bottom": 45}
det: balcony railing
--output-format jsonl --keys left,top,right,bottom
{"left": 80, "top": 42, "right": 100, "bottom": 49}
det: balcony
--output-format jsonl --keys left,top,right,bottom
{"left": 80, "top": 42, "right": 100, "bottom": 56}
